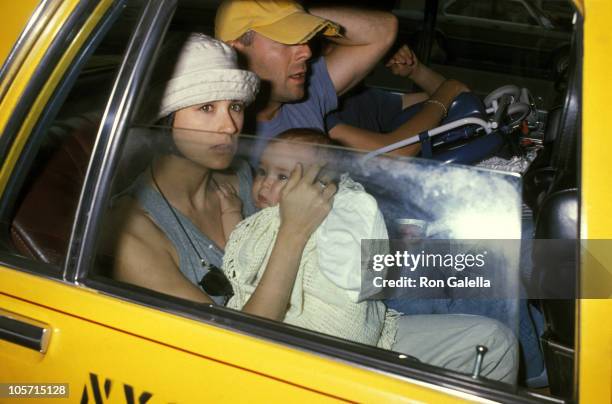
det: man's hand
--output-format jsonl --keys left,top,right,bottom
{"left": 386, "top": 45, "right": 420, "bottom": 78}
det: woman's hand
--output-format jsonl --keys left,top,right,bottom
{"left": 279, "top": 163, "right": 337, "bottom": 240}
{"left": 430, "top": 79, "right": 470, "bottom": 108}
{"left": 385, "top": 45, "right": 446, "bottom": 96}
{"left": 386, "top": 45, "right": 420, "bottom": 78}
{"left": 216, "top": 182, "right": 242, "bottom": 215}
{"left": 215, "top": 182, "right": 243, "bottom": 242}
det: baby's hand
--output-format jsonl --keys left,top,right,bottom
{"left": 385, "top": 45, "right": 419, "bottom": 78}
{"left": 216, "top": 183, "right": 242, "bottom": 215}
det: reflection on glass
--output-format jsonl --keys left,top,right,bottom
{"left": 101, "top": 126, "right": 527, "bottom": 384}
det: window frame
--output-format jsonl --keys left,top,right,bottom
{"left": 492, "top": 0, "right": 540, "bottom": 27}
{"left": 0, "top": 0, "right": 100, "bottom": 179}
{"left": 0, "top": 0, "right": 128, "bottom": 277}
{"left": 444, "top": 0, "right": 495, "bottom": 20}
{"left": 65, "top": 0, "right": 177, "bottom": 282}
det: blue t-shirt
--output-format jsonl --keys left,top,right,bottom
{"left": 252, "top": 57, "right": 337, "bottom": 164}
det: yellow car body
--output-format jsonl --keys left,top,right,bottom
{"left": 0, "top": 0, "right": 609, "bottom": 402}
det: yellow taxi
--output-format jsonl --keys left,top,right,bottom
{"left": 0, "top": 0, "right": 610, "bottom": 402}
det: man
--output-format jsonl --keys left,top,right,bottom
{"left": 215, "top": 0, "right": 397, "bottom": 158}
{"left": 215, "top": 0, "right": 471, "bottom": 158}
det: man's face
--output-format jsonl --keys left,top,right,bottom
{"left": 252, "top": 141, "right": 318, "bottom": 209}
{"left": 234, "top": 32, "right": 312, "bottom": 103}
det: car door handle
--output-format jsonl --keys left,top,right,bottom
{"left": 0, "top": 313, "right": 49, "bottom": 353}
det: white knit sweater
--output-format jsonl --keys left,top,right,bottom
{"left": 222, "top": 176, "right": 399, "bottom": 349}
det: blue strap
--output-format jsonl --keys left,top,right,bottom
{"left": 419, "top": 131, "right": 433, "bottom": 158}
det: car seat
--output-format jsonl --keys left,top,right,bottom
{"left": 9, "top": 115, "right": 97, "bottom": 266}
{"left": 8, "top": 116, "right": 158, "bottom": 273}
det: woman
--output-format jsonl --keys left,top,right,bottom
{"left": 110, "top": 33, "right": 336, "bottom": 320}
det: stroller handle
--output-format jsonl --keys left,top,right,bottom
{"left": 362, "top": 117, "right": 492, "bottom": 161}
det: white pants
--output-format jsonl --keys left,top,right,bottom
{"left": 391, "top": 314, "right": 519, "bottom": 383}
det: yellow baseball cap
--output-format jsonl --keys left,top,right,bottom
{"left": 215, "top": 0, "right": 341, "bottom": 45}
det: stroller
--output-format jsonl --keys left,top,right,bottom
{"left": 361, "top": 84, "right": 542, "bottom": 165}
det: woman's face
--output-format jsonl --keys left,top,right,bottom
{"left": 171, "top": 100, "right": 244, "bottom": 170}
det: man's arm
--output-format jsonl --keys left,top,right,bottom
{"left": 309, "top": 6, "right": 397, "bottom": 96}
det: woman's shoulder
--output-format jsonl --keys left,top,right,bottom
{"left": 104, "top": 195, "right": 180, "bottom": 282}
{"left": 104, "top": 195, "right": 175, "bottom": 259}
{"left": 106, "top": 202, "right": 183, "bottom": 292}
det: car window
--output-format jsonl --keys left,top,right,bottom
{"left": 445, "top": 0, "right": 494, "bottom": 19}
{"left": 540, "top": 0, "right": 574, "bottom": 29}
{"left": 0, "top": 5, "right": 138, "bottom": 273}
{"left": 495, "top": 1, "right": 539, "bottom": 25}
{"left": 77, "top": 27, "right": 527, "bottom": 389}
{"left": 44, "top": 0, "right": 581, "bottom": 399}
{"left": 91, "top": 112, "right": 526, "bottom": 374}
{"left": 388, "top": 0, "right": 574, "bottom": 110}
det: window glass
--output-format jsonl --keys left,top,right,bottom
{"left": 0, "top": 6, "right": 137, "bottom": 271}
{"left": 446, "top": 0, "right": 493, "bottom": 19}
{"left": 94, "top": 118, "right": 526, "bottom": 385}
{"left": 386, "top": 0, "right": 574, "bottom": 111}
{"left": 495, "top": 1, "right": 539, "bottom": 25}
{"left": 540, "top": 0, "right": 574, "bottom": 29}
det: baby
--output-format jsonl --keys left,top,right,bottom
{"left": 214, "top": 129, "right": 519, "bottom": 383}
{"left": 216, "top": 129, "right": 397, "bottom": 348}
{"left": 215, "top": 129, "right": 337, "bottom": 236}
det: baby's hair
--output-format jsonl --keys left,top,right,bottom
{"left": 274, "top": 128, "right": 338, "bottom": 183}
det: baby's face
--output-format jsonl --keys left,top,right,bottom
{"left": 252, "top": 141, "right": 318, "bottom": 209}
